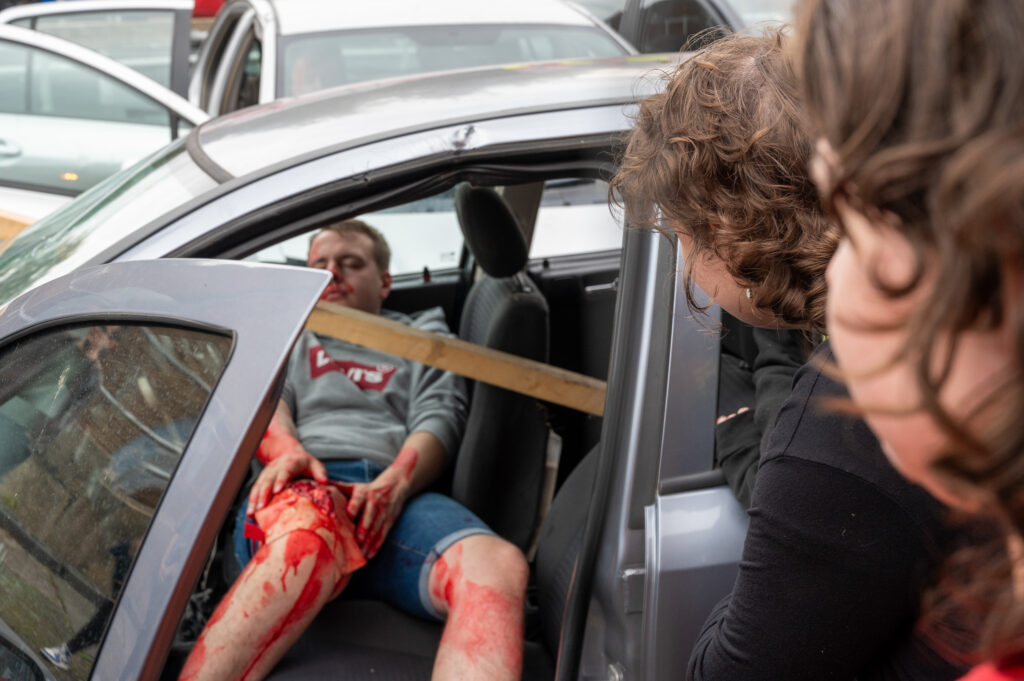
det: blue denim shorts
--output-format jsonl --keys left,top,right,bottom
{"left": 233, "top": 459, "right": 494, "bottom": 621}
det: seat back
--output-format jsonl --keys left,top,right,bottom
{"left": 452, "top": 183, "right": 550, "bottom": 550}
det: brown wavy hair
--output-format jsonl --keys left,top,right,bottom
{"left": 794, "top": 0, "right": 1024, "bottom": 664}
{"left": 611, "top": 29, "right": 836, "bottom": 333}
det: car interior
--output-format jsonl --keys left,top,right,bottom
{"left": 150, "top": 172, "right": 622, "bottom": 680}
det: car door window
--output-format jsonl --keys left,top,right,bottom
{"left": 0, "top": 323, "right": 231, "bottom": 679}
{"left": 26, "top": 10, "right": 177, "bottom": 88}
{"left": 530, "top": 179, "right": 623, "bottom": 259}
{"left": 636, "top": 0, "right": 724, "bottom": 52}
{"left": 248, "top": 190, "right": 464, "bottom": 276}
{"left": 0, "top": 38, "right": 182, "bottom": 194}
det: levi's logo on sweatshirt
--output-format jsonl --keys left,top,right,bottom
{"left": 309, "top": 346, "right": 397, "bottom": 391}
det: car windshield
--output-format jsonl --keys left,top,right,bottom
{"left": 728, "top": 0, "right": 794, "bottom": 26}
{"left": 0, "top": 140, "right": 217, "bottom": 308}
{"left": 279, "top": 24, "right": 627, "bottom": 96}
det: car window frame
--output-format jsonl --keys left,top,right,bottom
{"left": 0, "top": 259, "right": 330, "bottom": 680}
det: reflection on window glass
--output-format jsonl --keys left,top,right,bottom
{"left": 249, "top": 190, "right": 464, "bottom": 276}
{"left": 0, "top": 323, "right": 231, "bottom": 679}
{"left": 34, "top": 11, "right": 176, "bottom": 87}
{"left": 531, "top": 178, "right": 622, "bottom": 259}
{"left": 281, "top": 25, "right": 625, "bottom": 96}
{"left": 230, "top": 34, "right": 261, "bottom": 110}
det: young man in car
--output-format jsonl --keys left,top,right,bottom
{"left": 179, "top": 219, "right": 528, "bottom": 681}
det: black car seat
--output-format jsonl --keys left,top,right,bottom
{"left": 450, "top": 182, "right": 551, "bottom": 551}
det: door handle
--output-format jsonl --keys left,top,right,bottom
{"left": 0, "top": 139, "right": 22, "bottom": 158}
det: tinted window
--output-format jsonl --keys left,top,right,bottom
{"left": 570, "top": 0, "right": 626, "bottom": 29}
{"left": 281, "top": 25, "right": 626, "bottom": 96}
{"left": 32, "top": 10, "right": 176, "bottom": 87}
{"left": 636, "top": 0, "right": 724, "bottom": 52}
{"left": 0, "top": 323, "right": 231, "bottom": 678}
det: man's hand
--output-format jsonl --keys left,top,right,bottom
{"left": 248, "top": 449, "right": 328, "bottom": 516}
{"left": 335, "top": 446, "right": 418, "bottom": 559}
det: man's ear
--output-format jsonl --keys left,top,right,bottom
{"left": 380, "top": 271, "right": 393, "bottom": 301}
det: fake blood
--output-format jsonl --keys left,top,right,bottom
{"left": 431, "top": 543, "right": 523, "bottom": 676}
{"left": 239, "top": 532, "right": 334, "bottom": 681}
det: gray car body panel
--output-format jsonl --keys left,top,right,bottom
{"left": 0, "top": 259, "right": 330, "bottom": 680}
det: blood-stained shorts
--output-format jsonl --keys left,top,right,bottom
{"left": 233, "top": 459, "right": 494, "bottom": 621}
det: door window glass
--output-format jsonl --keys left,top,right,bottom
{"left": 33, "top": 10, "right": 176, "bottom": 87}
{"left": 0, "top": 38, "right": 180, "bottom": 194}
{"left": 530, "top": 179, "right": 623, "bottom": 259}
{"left": 0, "top": 323, "right": 231, "bottom": 679}
{"left": 249, "top": 190, "right": 464, "bottom": 276}
{"left": 27, "top": 46, "right": 169, "bottom": 125}
{"left": 637, "top": 0, "right": 724, "bottom": 53}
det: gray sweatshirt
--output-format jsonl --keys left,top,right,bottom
{"left": 281, "top": 307, "right": 468, "bottom": 469}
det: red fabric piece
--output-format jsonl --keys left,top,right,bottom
{"left": 243, "top": 522, "right": 266, "bottom": 543}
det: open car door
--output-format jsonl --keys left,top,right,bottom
{"left": 0, "top": 259, "right": 328, "bottom": 681}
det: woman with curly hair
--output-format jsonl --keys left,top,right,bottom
{"left": 793, "top": 1, "right": 1024, "bottom": 678}
{"left": 612, "top": 29, "right": 972, "bottom": 680}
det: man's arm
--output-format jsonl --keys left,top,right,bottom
{"left": 338, "top": 430, "right": 447, "bottom": 558}
{"left": 247, "top": 399, "right": 328, "bottom": 516}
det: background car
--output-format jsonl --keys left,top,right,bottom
{"left": 0, "top": 56, "right": 745, "bottom": 681}
{"left": 0, "top": 24, "right": 208, "bottom": 222}
{"left": 574, "top": 0, "right": 794, "bottom": 52}
{"left": 0, "top": 0, "right": 194, "bottom": 96}
{"left": 188, "top": 0, "right": 635, "bottom": 115}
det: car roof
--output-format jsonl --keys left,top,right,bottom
{"left": 196, "top": 54, "right": 675, "bottom": 178}
{"left": 266, "top": 0, "right": 603, "bottom": 36}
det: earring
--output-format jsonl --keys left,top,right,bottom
{"left": 745, "top": 287, "right": 752, "bottom": 300}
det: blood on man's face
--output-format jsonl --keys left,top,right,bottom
{"left": 308, "top": 230, "right": 391, "bottom": 315}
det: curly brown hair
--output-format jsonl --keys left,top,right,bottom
{"left": 794, "top": 0, "right": 1024, "bottom": 664}
{"left": 611, "top": 29, "right": 836, "bottom": 333}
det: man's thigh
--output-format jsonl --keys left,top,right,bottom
{"left": 345, "top": 487, "right": 495, "bottom": 621}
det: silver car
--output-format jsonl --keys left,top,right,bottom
{"left": 0, "top": 24, "right": 207, "bottom": 221}
{"left": 189, "top": 0, "right": 635, "bottom": 115}
{"left": 0, "top": 56, "right": 745, "bottom": 681}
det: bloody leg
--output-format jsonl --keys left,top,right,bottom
{"left": 428, "top": 535, "right": 529, "bottom": 681}
{"left": 179, "top": 483, "right": 364, "bottom": 681}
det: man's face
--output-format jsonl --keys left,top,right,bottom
{"left": 308, "top": 230, "right": 391, "bottom": 315}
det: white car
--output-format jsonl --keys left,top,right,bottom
{"left": 189, "top": 0, "right": 635, "bottom": 114}
{"left": 0, "top": 25, "right": 208, "bottom": 221}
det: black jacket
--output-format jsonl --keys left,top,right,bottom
{"left": 690, "top": 343, "right": 969, "bottom": 681}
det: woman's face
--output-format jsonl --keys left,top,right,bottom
{"left": 676, "top": 229, "right": 781, "bottom": 328}
{"left": 824, "top": 192, "right": 1010, "bottom": 509}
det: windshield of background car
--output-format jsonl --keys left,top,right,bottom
{"left": 0, "top": 140, "right": 217, "bottom": 308}
{"left": 279, "top": 24, "right": 627, "bottom": 96}
{"left": 727, "top": 0, "right": 793, "bottom": 25}
{"left": 0, "top": 322, "right": 231, "bottom": 679}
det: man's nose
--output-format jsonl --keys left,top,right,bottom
{"left": 327, "top": 262, "right": 344, "bottom": 280}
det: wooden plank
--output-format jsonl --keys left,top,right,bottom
{"left": 0, "top": 210, "right": 34, "bottom": 241}
{"left": 306, "top": 301, "right": 607, "bottom": 416}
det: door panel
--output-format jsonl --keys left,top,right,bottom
{"left": 0, "top": 259, "right": 330, "bottom": 681}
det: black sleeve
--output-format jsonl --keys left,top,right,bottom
{"left": 714, "top": 328, "right": 806, "bottom": 507}
{"left": 688, "top": 456, "right": 925, "bottom": 681}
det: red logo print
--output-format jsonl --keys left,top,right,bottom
{"left": 309, "top": 346, "right": 397, "bottom": 391}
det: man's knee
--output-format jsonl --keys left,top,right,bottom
{"left": 452, "top": 534, "right": 529, "bottom": 597}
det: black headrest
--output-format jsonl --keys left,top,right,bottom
{"left": 454, "top": 183, "right": 528, "bottom": 278}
